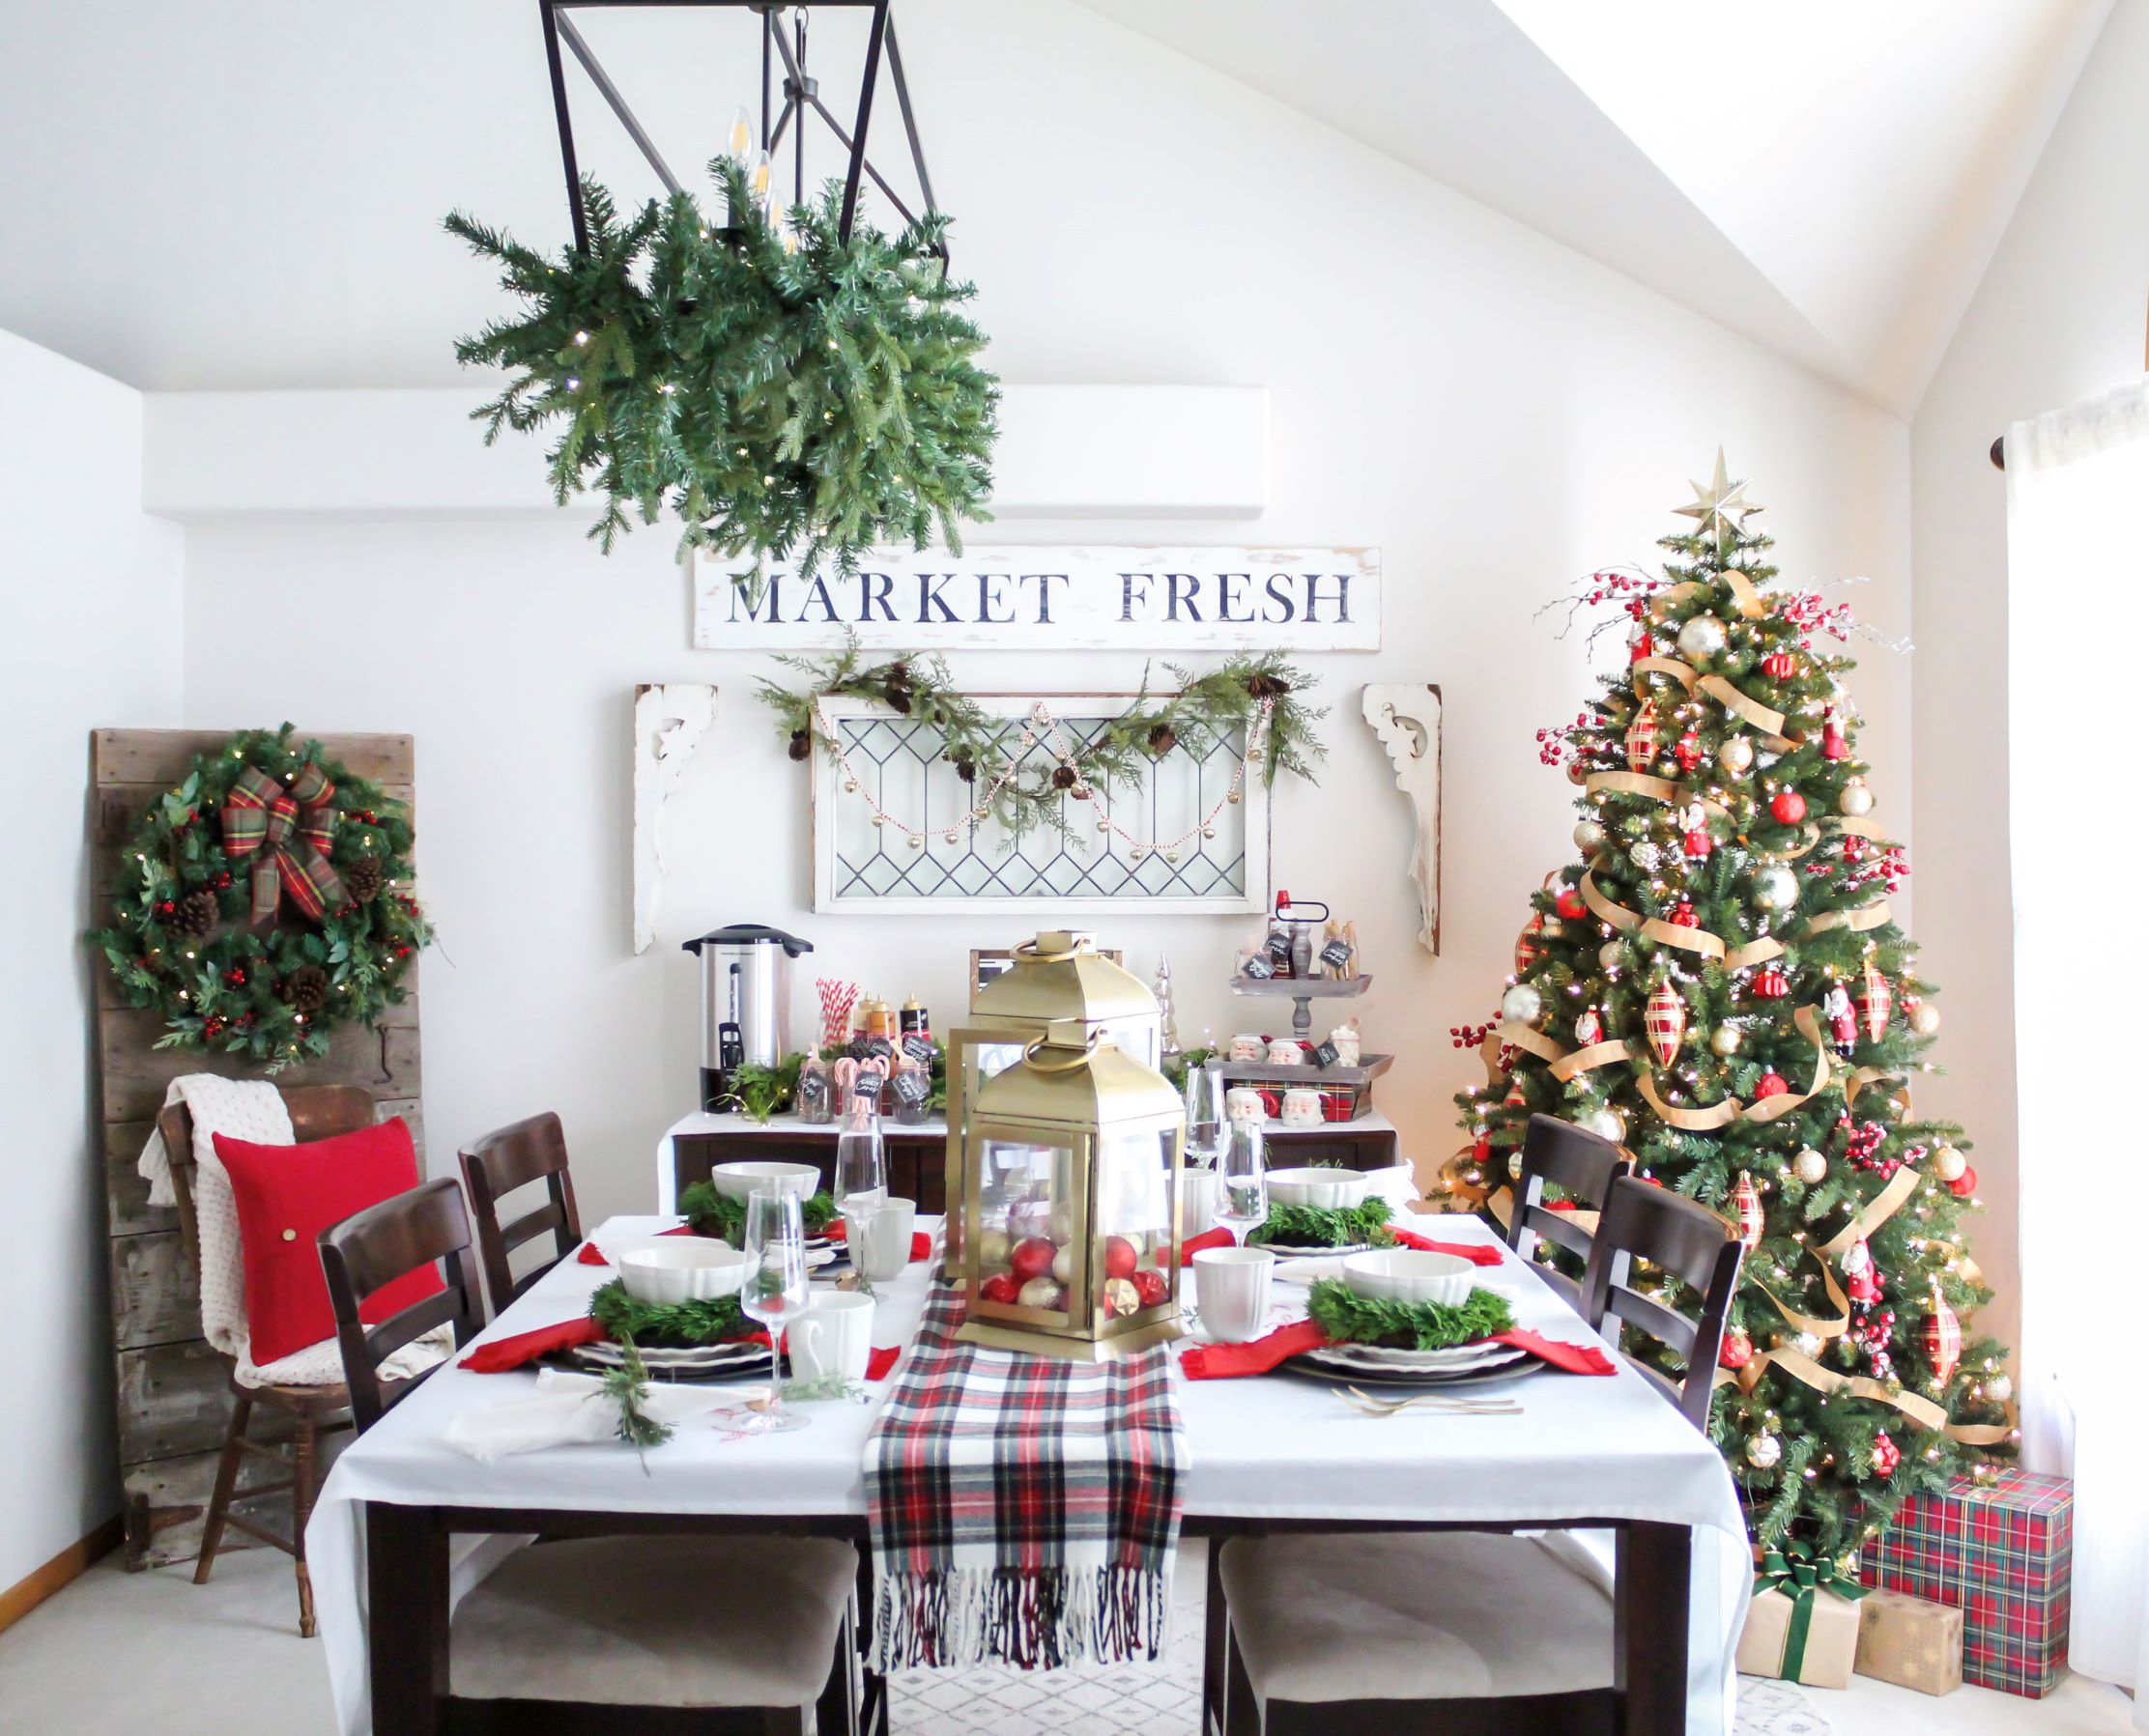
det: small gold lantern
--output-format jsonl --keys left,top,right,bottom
{"left": 943, "top": 932, "right": 1161, "bottom": 1276}
{"left": 958, "top": 1030, "right": 1187, "bottom": 1359}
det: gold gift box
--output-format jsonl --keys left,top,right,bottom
{"left": 1855, "top": 1588, "right": 1963, "bottom": 1696}
{"left": 1735, "top": 1584, "right": 1861, "bottom": 1689}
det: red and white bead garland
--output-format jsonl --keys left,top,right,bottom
{"left": 815, "top": 696, "right": 1275, "bottom": 861}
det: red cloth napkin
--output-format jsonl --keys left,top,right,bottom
{"left": 460, "top": 1316, "right": 606, "bottom": 1372}
{"left": 1177, "top": 1319, "right": 1616, "bottom": 1380}
{"left": 577, "top": 1225, "right": 700, "bottom": 1266}
{"left": 1179, "top": 1226, "right": 1237, "bottom": 1265}
{"left": 822, "top": 1220, "right": 934, "bottom": 1262}
{"left": 1387, "top": 1228, "right": 1505, "bottom": 1266}
{"left": 867, "top": 1345, "right": 903, "bottom": 1381}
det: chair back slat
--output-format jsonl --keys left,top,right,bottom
{"left": 1582, "top": 1176, "right": 1745, "bottom": 1431}
{"left": 1506, "top": 1114, "right": 1630, "bottom": 1290}
{"left": 459, "top": 1113, "right": 581, "bottom": 1316}
{"left": 318, "top": 1178, "right": 482, "bottom": 1434}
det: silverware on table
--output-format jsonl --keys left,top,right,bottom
{"left": 1336, "top": 1383, "right": 1522, "bottom": 1418}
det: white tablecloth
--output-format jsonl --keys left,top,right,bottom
{"left": 309, "top": 1210, "right": 1748, "bottom": 1735}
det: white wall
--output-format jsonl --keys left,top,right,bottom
{"left": 0, "top": 329, "right": 186, "bottom": 1586}
{"left": 176, "top": 0, "right": 1913, "bottom": 1232}
{"left": 1909, "top": 0, "right": 2149, "bottom": 1357}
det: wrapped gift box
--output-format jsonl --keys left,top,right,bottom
{"left": 1856, "top": 1588, "right": 1963, "bottom": 1695}
{"left": 1736, "top": 1578, "right": 1862, "bottom": 1689}
{"left": 1860, "top": 1468, "right": 2072, "bottom": 1697}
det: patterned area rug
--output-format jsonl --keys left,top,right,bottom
{"left": 888, "top": 1544, "right": 1837, "bottom": 1735}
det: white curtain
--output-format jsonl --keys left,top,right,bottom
{"left": 2007, "top": 376, "right": 2149, "bottom": 1721}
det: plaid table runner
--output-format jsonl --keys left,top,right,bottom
{"left": 866, "top": 1283, "right": 1186, "bottom": 1672}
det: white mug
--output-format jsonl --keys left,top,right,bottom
{"left": 848, "top": 1197, "right": 918, "bottom": 1283}
{"left": 1227, "top": 1032, "right": 1265, "bottom": 1062}
{"left": 1225, "top": 1086, "right": 1267, "bottom": 1125}
{"left": 788, "top": 1291, "right": 875, "bottom": 1383}
{"left": 1180, "top": 1166, "right": 1220, "bottom": 1238}
{"left": 1279, "top": 1088, "right": 1323, "bottom": 1128}
{"left": 1266, "top": 1038, "right": 1304, "bottom": 1066}
{"left": 1191, "top": 1245, "right": 1276, "bottom": 1343}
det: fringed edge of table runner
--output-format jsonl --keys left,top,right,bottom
{"left": 874, "top": 1557, "right": 1173, "bottom": 1671}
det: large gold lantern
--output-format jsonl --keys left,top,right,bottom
{"left": 944, "top": 932, "right": 1161, "bottom": 1276}
{"left": 957, "top": 1031, "right": 1187, "bottom": 1359}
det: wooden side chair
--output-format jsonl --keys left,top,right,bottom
{"left": 322, "top": 1181, "right": 861, "bottom": 1735}
{"left": 459, "top": 1112, "right": 583, "bottom": 1318}
{"left": 1213, "top": 1177, "right": 1745, "bottom": 1735}
{"left": 1505, "top": 1113, "right": 1631, "bottom": 1312}
{"left": 161, "top": 1082, "right": 376, "bottom": 1638}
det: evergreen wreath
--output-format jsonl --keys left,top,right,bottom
{"left": 91, "top": 726, "right": 432, "bottom": 1069}
{"left": 760, "top": 642, "right": 1327, "bottom": 841}
{"left": 1304, "top": 1279, "right": 1516, "bottom": 1352}
{"left": 446, "top": 158, "right": 998, "bottom": 576}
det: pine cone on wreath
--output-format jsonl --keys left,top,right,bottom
{"left": 1050, "top": 764, "right": 1079, "bottom": 791}
{"left": 281, "top": 965, "right": 329, "bottom": 1014}
{"left": 787, "top": 728, "right": 813, "bottom": 762}
{"left": 1244, "top": 673, "right": 1289, "bottom": 699}
{"left": 954, "top": 757, "right": 978, "bottom": 783}
{"left": 1147, "top": 722, "right": 1178, "bottom": 755}
{"left": 344, "top": 856, "right": 385, "bottom": 904}
{"left": 170, "top": 888, "right": 219, "bottom": 938}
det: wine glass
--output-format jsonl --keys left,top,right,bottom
{"left": 1215, "top": 1119, "right": 1268, "bottom": 1247}
{"left": 1181, "top": 1061, "right": 1226, "bottom": 1172}
{"left": 740, "top": 1188, "right": 811, "bottom": 1434}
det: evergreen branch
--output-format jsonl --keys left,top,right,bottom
{"left": 588, "top": 1278, "right": 750, "bottom": 1349}
{"left": 1304, "top": 1279, "right": 1515, "bottom": 1351}
{"left": 1246, "top": 1198, "right": 1394, "bottom": 1249}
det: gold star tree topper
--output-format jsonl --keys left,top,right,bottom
{"left": 1673, "top": 449, "right": 1764, "bottom": 553}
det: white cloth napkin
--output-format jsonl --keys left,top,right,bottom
{"left": 444, "top": 1369, "right": 735, "bottom": 1463}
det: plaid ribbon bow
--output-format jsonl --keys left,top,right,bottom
{"left": 221, "top": 763, "right": 346, "bottom": 924}
{"left": 1754, "top": 1546, "right": 1867, "bottom": 1679}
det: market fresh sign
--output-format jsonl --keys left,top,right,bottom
{"left": 692, "top": 546, "right": 1381, "bottom": 650}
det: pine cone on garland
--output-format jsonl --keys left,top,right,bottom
{"left": 954, "top": 757, "right": 977, "bottom": 783}
{"left": 1146, "top": 722, "right": 1178, "bottom": 755}
{"left": 1050, "top": 764, "right": 1078, "bottom": 791}
{"left": 343, "top": 856, "right": 385, "bottom": 904}
{"left": 280, "top": 965, "right": 329, "bottom": 1014}
{"left": 1244, "top": 673, "right": 1290, "bottom": 699}
{"left": 170, "top": 888, "right": 219, "bottom": 938}
{"left": 788, "top": 729, "right": 813, "bottom": 762}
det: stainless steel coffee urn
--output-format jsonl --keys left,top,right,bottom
{"left": 682, "top": 925, "right": 814, "bottom": 1111}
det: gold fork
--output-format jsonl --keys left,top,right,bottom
{"left": 1337, "top": 1383, "right": 1522, "bottom": 1418}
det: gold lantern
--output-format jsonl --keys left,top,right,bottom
{"left": 957, "top": 1030, "right": 1186, "bottom": 1359}
{"left": 943, "top": 932, "right": 1161, "bottom": 1276}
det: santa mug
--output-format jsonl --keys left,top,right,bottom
{"left": 1266, "top": 1038, "right": 1304, "bottom": 1066}
{"left": 1225, "top": 1087, "right": 1268, "bottom": 1124}
{"left": 1279, "top": 1089, "right": 1323, "bottom": 1128}
{"left": 1227, "top": 1033, "right": 1265, "bottom": 1063}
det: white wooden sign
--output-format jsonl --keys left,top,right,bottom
{"left": 694, "top": 546, "right": 1381, "bottom": 652}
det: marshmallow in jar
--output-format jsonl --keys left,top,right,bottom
{"left": 1329, "top": 1022, "right": 1361, "bottom": 1067}
{"left": 1279, "top": 1088, "right": 1323, "bottom": 1127}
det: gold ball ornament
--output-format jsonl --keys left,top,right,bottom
{"left": 1931, "top": 1143, "right": 1967, "bottom": 1182}
{"left": 1599, "top": 941, "right": 1624, "bottom": 970}
{"left": 1676, "top": 614, "right": 1729, "bottom": 661}
{"left": 1907, "top": 1001, "right": 1941, "bottom": 1036}
{"left": 870, "top": 813, "right": 886, "bottom": 829}
{"left": 1710, "top": 1025, "right": 1742, "bottom": 1057}
{"left": 1751, "top": 865, "right": 1800, "bottom": 911}
{"left": 1718, "top": 736, "right": 1755, "bottom": 775}
{"left": 1573, "top": 819, "right": 1606, "bottom": 851}
{"left": 1580, "top": 1107, "right": 1625, "bottom": 1143}
{"left": 1793, "top": 1148, "right": 1828, "bottom": 1184}
{"left": 1501, "top": 983, "right": 1544, "bottom": 1024}
{"left": 1227, "top": 789, "right": 1241, "bottom": 805}
{"left": 1839, "top": 776, "right": 1874, "bottom": 817}
{"left": 1745, "top": 1434, "right": 1784, "bottom": 1470}
{"left": 1987, "top": 1374, "right": 2013, "bottom": 1403}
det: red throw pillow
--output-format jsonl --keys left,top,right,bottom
{"left": 213, "top": 1118, "right": 445, "bottom": 1366}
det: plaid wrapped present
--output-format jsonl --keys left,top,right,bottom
{"left": 1860, "top": 1468, "right": 2071, "bottom": 1696}
{"left": 867, "top": 1283, "right": 1186, "bottom": 1673}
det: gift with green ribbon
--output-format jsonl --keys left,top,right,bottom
{"left": 1738, "top": 1546, "right": 1869, "bottom": 1686}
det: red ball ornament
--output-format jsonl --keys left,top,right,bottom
{"left": 1762, "top": 650, "right": 1798, "bottom": 681}
{"left": 1754, "top": 1071, "right": 1790, "bottom": 1099}
{"left": 1010, "top": 1238, "right": 1056, "bottom": 1283}
{"left": 1751, "top": 963, "right": 1790, "bottom": 1000}
{"left": 979, "top": 1273, "right": 1019, "bottom": 1305}
{"left": 1103, "top": 1236, "right": 1139, "bottom": 1281}
{"left": 1670, "top": 901, "right": 1700, "bottom": 927}
{"left": 1719, "top": 1326, "right": 1754, "bottom": 1372}
{"left": 1947, "top": 1166, "right": 1978, "bottom": 1198}
{"left": 1555, "top": 886, "right": 1588, "bottom": 921}
{"left": 1674, "top": 730, "right": 1704, "bottom": 773}
{"left": 1769, "top": 790, "right": 1808, "bottom": 824}
{"left": 1132, "top": 1267, "right": 1169, "bottom": 1308}
{"left": 1871, "top": 1432, "right": 1902, "bottom": 1477}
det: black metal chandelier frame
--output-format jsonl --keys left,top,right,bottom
{"left": 536, "top": 0, "right": 941, "bottom": 258}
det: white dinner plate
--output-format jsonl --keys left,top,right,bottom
{"left": 1304, "top": 1341, "right": 1528, "bottom": 1377}
{"left": 1258, "top": 1240, "right": 1377, "bottom": 1260}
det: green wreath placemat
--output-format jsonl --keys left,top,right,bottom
{"left": 91, "top": 725, "right": 432, "bottom": 1067}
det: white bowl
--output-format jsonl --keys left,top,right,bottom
{"left": 707, "top": 1160, "right": 822, "bottom": 1203}
{"left": 1341, "top": 1248, "right": 1475, "bottom": 1308}
{"left": 1266, "top": 1166, "right": 1373, "bottom": 1210}
{"left": 618, "top": 1240, "right": 750, "bottom": 1304}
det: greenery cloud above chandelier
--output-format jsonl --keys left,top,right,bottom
{"left": 446, "top": 157, "right": 999, "bottom": 575}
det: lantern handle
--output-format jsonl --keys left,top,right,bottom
{"left": 1019, "top": 1030, "right": 1104, "bottom": 1072}
{"left": 1014, "top": 935, "right": 1095, "bottom": 965}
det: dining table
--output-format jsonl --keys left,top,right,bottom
{"left": 307, "top": 1205, "right": 1751, "bottom": 1736}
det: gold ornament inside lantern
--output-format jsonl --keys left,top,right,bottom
{"left": 943, "top": 932, "right": 1161, "bottom": 1277}
{"left": 957, "top": 1028, "right": 1186, "bottom": 1360}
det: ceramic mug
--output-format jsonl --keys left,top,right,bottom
{"left": 1191, "top": 1246, "right": 1276, "bottom": 1343}
{"left": 1266, "top": 1038, "right": 1304, "bottom": 1066}
{"left": 1225, "top": 1086, "right": 1267, "bottom": 1124}
{"left": 1279, "top": 1088, "right": 1323, "bottom": 1128}
{"left": 848, "top": 1196, "right": 918, "bottom": 1283}
{"left": 1181, "top": 1166, "right": 1220, "bottom": 1238}
{"left": 788, "top": 1291, "right": 875, "bottom": 1383}
{"left": 1227, "top": 1032, "right": 1265, "bottom": 1063}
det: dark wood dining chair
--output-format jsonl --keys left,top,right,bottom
{"left": 459, "top": 1112, "right": 584, "bottom": 1317}
{"left": 322, "top": 1179, "right": 861, "bottom": 1734}
{"left": 1211, "top": 1178, "right": 1746, "bottom": 1736}
{"left": 161, "top": 1082, "right": 377, "bottom": 1637}
{"left": 1505, "top": 1114, "right": 1631, "bottom": 1312}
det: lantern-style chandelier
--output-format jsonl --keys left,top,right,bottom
{"left": 535, "top": 0, "right": 942, "bottom": 259}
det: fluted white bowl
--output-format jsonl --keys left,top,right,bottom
{"left": 1341, "top": 1248, "right": 1475, "bottom": 1307}
{"left": 707, "top": 1160, "right": 821, "bottom": 1202}
{"left": 618, "top": 1240, "right": 750, "bottom": 1304}
{"left": 1266, "top": 1166, "right": 1373, "bottom": 1210}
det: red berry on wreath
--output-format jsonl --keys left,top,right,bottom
{"left": 1554, "top": 886, "right": 1587, "bottom": 921}
{"left": 1770, "top": 790, "right": 1807, "bottom": 824}
{"left": 225, "top": 967, "right": 248, "bottom": 987}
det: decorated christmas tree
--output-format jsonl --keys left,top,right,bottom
{"left": 1447, "top": 455, "right": 2015, "bottom": 1555}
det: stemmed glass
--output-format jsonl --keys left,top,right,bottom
{"left": 1215, "top": 1119, "right": 1268, "bottom": 1248}
{"left": 1181, "top": 1062, "right": 1227, "bottom": 1172}
{"left": 739, "top": 1188, "right": 811, "bottom": 1434}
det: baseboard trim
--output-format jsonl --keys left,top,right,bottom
{"left": 0, "top": 1518, "right": 125, "bottom": 1636}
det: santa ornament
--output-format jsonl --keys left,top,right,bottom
{"left": 1625, "top": 699, "right": 1661, "bottom": 773}
{"left": 1823, "top": 982, "right": 1856, "bottom": 1056}
{"left": 1926, "top": 1284, "right": 1963, "bottom": 1388}
{"left": 1856, "top": 961, "right": 1894, "bottom": 1042}
{"left": 1730, "top": 1172, "right": 1765, "bottom": 1250}
{"left": 1871, "top": 1432, "right": 1902, "bottom": 1477}
{"left": 1820, "top": 708, "right": 1849, "bottom": 761}
{"left": 1842, "top": 1237, "right": 1883, "bottom": 1305}
{"left": 1645, "top": 981, "right": 1688, "bottom": 1066}
{"left": 1574, "top": 1007, "right": 1604, "bottom": 1047}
